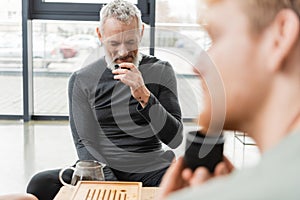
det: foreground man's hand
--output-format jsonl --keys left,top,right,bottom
{"left": 158, "top": 157, "right": 234, "bottom": 200}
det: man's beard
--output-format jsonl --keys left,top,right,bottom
{"left": 105, "top": 48, "right": 140, "bottom": 70}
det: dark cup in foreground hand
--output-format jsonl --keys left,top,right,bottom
{"left": 184, "top": 131, "right": 224, "bottom": 173}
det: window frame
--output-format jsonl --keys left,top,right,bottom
{"left": 30, "top": 0, "right": 152, "bottom": 23}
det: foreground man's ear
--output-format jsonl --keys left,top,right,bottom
{"left": 265, "top": 9, "right": 300, "bottom": 72}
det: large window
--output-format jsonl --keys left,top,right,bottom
{"left": 0, "top": 0, "right": 209, "bottom": 120}
{"left": 20, "top": 0, "right": 154, "bottom": 120}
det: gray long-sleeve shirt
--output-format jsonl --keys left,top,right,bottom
{"left": 68, "top": 54, "right": 183, "bottom": 182}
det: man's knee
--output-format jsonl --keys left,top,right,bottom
{"left": 27, "top": 170, "right": 57, "bottom": 191}
{"left": 27, "top": 169, "right": 69, "bottom": 200}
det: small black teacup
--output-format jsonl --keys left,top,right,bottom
{"left": 184, "top": 131, "right": 224, "bottom": 173}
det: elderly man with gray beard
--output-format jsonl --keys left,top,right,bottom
{"left": 26, "top": 1, "right": 183, "bottom": 200}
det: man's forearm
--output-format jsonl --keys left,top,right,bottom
{"left": 133, "top": 85, "right": 151, "bottom": 108}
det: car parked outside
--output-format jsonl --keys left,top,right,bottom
{"left": 0, "top": 32, "right": 64, "bottom": 68}
{"left": 58, "top": 34, "right": 100, "bottom": 59}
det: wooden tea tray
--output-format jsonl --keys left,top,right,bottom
{"left": 71, "top": 181, "right": 142, "bottom": 200}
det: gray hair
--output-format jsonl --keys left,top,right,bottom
{"left": 99, "top": 0, "right": 143, "bottom": 34}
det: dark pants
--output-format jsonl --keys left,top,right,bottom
{"left": 26, "top": 166, "right": 167, "bottom": 200}
{"left": 26, "top": 168, "right": 73, "bottom": 200}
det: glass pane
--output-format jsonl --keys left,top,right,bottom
{"left": 0, "top": 0, "right": 22, "bottom": 115}
{"left": 43, "top": 0, "right": 137, "bottom": 4}
{"left": 156, "top": 0, "right": 210, "bottom": 119}
{"left": 32, "top": 20, "right": 101, "bottom": 115}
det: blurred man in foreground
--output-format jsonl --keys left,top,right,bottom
{"left": 160, "top": 0, "right": 300, "bottom": 199}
